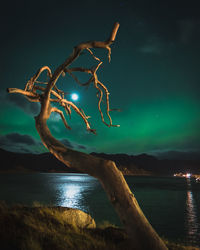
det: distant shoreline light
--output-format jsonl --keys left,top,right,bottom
{"left": 71, "top": 93, "right": 79, "bottom": 101}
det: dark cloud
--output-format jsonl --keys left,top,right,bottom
{"left": 151, "top": 149, "right": 200, "bottom": 160}
{"left": 0, "top": 133, "right": 91, "bottom": 154}
{"left": 5, "top": 133, "right": 36, "bottom": 145}
{"left": 0, "top": 133, "right": 45, "bottom": 154}
{"left": 77, "top": 144, "right": 87, "bottom": 150}
{"left": 60, "top": 139, "right": 74, "bottom": 149}
{"left": 60, "top": 138, "right": 93, "bottom": 152}
{"left": 7, "top": 94, "right": 40, "bottom": 115}
{"left": 0, "top": 91, "right": 40, "bottom": 116}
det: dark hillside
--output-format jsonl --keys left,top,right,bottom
{"left": 0, "top": 148, "right": 74, "bottom": 173}
{"left": 91, "top": 152, "right": 200, "bottom": 175}
{"left": 0, "top": 148, "right": 200, "bottom": 175}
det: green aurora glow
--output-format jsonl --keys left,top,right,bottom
{"left": 0, "top": 0, "right": 200, "bottom": 157}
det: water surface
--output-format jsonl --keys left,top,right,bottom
{"left": 0, "top": 173, "right": 199, "bottom": 247}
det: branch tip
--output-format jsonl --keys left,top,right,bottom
{"left": 108, "top": 22, "right": 120, "bottom": 42}
{"left": 88, "top": 128, "right": 97, "bottom": 135}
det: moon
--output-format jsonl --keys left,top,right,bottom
{"left": 71, "top": 93, "right": 79, "bottom": 101}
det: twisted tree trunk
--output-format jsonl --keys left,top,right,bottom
{"left": 8, "top": 23, "right": 167, "bottom": 249}
{"left": 35, "top": 115, "right": 167, "bottom": 250}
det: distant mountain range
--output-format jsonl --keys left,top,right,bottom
{"left": 91, "top": 152, "right": 200, "bottom": 175}
{"left": 0, "top": 148, "right": 200, "bottom": 175}
{"left": 0, "top": 148, "right": 73, "bottom": 173}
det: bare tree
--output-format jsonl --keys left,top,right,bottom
{"left": 8, "top": 23, "right": 167, "bottom": 250}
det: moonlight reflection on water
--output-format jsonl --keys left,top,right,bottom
{"left": 0, "top": 174, "right": 199, "bottom": 247}
{"left": 55, "top": 174, "right": 98, "bottom": 211}
{"left": 59, "top": 184, "right": 83, "bottom": 208}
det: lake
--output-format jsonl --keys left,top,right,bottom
{"left": 0, "top": 173, "right": 199, "bottom": 247}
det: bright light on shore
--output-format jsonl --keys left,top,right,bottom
{"left": 186, "top": 173, "right": 191, "bottom": 178}
{"left": 173, "top": 173, "right": 192, "bottom": 178}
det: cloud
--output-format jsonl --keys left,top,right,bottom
{"left": 60, "top": 139, "right": 74, "bottom": 149}
{"left": 150, "top": 149, "right": 200, "bottom": 160}
{"left": 77, "top": 144, "right": 87, "bottom": 150}
{"left": 177, "top": 19, "right": 200, "bottom": 45}
{"left": 7, "top": 94, "right": 40, "bottom": 115}
{"left": 0, "top": 133, "right": 45, "bottom": 154}
{"left": 6, "top": 133, "right": 36, "bottom": 145}
{"left": 60, "top": 138, "right": 89, "bottom": 151}
{"left": 49, "top": 112, "right": 61, "bottom": 122}
{"left": 0, "top": 91, "right": 40, "bottom": 116}
{"left": 0, "top": 132, "right": 94, "bottom": 154}
{"left": 138, "top": 36, "right": 165, "bottom": 55}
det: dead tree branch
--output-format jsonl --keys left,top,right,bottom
{"left": 8, "top": 22, "right": 120, "bottom": 131}
{"left": 7, "top": 22, "right": 167, "bottom": 250}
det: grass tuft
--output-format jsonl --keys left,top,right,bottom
{"left": 0, "top": 202, "right": 127, "bottom": 250}
{"left": 0, "top": 201, "right": 199, "bottom": 250}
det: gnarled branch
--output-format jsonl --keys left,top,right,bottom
{"left": 8, "top": 22, "right": 120, "bottom": 132}
{"left": 51, "top": 107, "right": 71, "bottom": 130}
{"left": 7, "top": 23, "right": 167, "bottom": 250}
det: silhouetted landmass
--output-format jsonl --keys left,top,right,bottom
{"left": 91, "top": 152, "right": 200, "bottom": 175}
{"left": 0, "top": 148, "right": 200, "bottom": 175}
{"left": 0, "top": 148, "right": 75, "bottom": 173}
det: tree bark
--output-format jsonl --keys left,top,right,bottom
{"left": 35, "top": 115, "right": 167, "bottom": 250}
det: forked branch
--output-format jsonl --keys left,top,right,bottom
{"left": 8, "top": 22, "right": 120, "bottom": 133}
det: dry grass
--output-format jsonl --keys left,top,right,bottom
{"left": 0, "top": 201, "right": 128, "bottom": 250}
{"left": 0, "top": 201, "right": 198, "bottom": 250}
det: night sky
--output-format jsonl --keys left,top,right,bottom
{"left": 0, "top": 0, "right": 200, "bottom": 159}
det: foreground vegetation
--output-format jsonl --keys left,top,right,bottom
{"left": 0, "top": 202, "right": 198, "bottom": 250}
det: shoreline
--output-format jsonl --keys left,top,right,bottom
{"left": 0, "top": 202, "right": 199, "bottom": 250}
